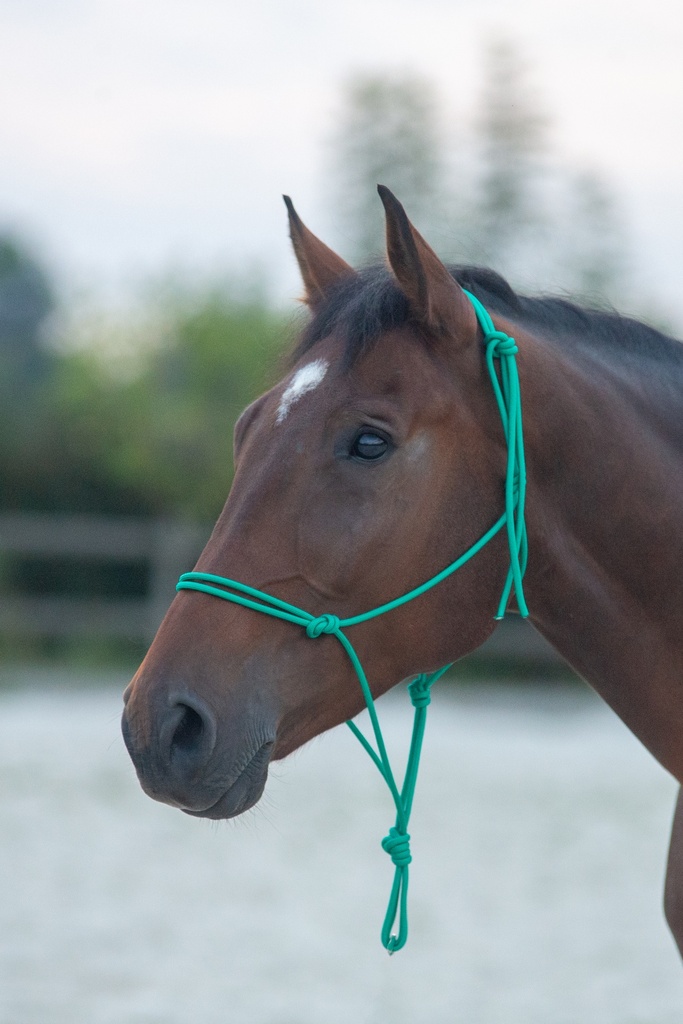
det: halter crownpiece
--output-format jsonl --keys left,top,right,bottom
{"left": 177, "top": 291, "right": 528, "bottom": 953}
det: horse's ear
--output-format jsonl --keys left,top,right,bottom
{"left": 378, "top": 185, "right": 476, "bottom": 344}
{"left": 283, "top": 196, "right": 356, "bottom": 308}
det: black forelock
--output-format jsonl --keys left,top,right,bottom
{"left": 292, "top": 265, "right": 411, "bottom": 368}
{"left": 289, "top": 263, "right": 683, "bottom": 368}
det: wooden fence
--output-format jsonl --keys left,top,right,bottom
{"left": 0, "top": 513, "right": 210, "bottom": 644}
{"left": 0, "top": 512, "right": 562, "bottom": 666}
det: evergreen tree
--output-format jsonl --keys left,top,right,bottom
{"left": 329, "top": 73, "right": 447, "bottom": 262}
{"left": 0, "top": 235, "right": 54, "bottom": 390}
{"left": 0, "top": 236, "right": 58, "bottom": 510}
{"left": 559, "top": 170, "right": 628, "bottom": 304}
{"left": 474, "top": 39, "right": 548, "bottom": 266}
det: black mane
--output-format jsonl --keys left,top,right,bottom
{"left": 292, "top": 264, "right": 683, "bottom": 368}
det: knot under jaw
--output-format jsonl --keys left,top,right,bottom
{"left": 305, "top": 613, "right": 341, "bottom": 638}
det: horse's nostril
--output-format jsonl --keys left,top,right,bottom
{"left": 160, "top": 693, "right": 218, "bottom": 770}
{"left": 171, "top": 704, "right": 204, "bottom": 753}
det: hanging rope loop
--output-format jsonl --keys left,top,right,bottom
{"left": 381, "top": 827, "right": 412, "bottom": 954}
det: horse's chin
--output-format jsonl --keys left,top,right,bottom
{"left": 182, "top": 745, "right": 272, "bottom": 820}
{"left": 181, "top": 776, "right": 266, "bottom": 819}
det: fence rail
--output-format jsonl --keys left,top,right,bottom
{"left": 0, "top": 513, "right": 563, "bottom": 666}
{"left": 0, "top": 513, "right": 210, "bottom": 643}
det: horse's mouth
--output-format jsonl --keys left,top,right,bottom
{"left": 181, "top": 740, "right": 273, "bottom": 820}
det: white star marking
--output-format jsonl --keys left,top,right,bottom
{"left": 276, "top": 359, "right": 329, "bottom": 424}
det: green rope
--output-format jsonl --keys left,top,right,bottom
{"left": 176, "top": 291, "right": 528, "bottom": 953}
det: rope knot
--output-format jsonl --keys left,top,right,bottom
{"left": 305, "top": 613, "right": 341, "bottom": 638}
{"left": 381, "top": 827, "right": 412, "bottom": 868}
{"left": 487, "top": 331, "right": 518, "bottom": 357}
{"left": 408, "top": 674, "right": 432, "bottom": 709}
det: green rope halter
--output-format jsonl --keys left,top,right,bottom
{"left": 176, "top": 290, "right": 528, "bottom": 953}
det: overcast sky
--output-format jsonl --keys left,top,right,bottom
{"left": 2, "top": 0, "right": 683, "bottom": 322}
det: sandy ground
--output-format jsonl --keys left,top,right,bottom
{"left": 0, "top": 676, "right": 682, "bottom": 1024}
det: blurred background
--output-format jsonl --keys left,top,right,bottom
{"left": 1, "top": 1, "right": 683, "bottom": 1021}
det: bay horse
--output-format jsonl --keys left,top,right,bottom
{"left": 122, "top": 186, "right": 683, "bottom": 957}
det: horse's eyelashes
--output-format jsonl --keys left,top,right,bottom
{"left": 350, "top": 431, "right": 389, "bottom": 462}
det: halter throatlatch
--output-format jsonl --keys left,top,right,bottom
{"left": 176, "top": 291, "right": 528, "bottom": 953}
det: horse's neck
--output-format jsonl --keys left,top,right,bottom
{"left": 520, "top": 327, "right": 683, "bottom": 779}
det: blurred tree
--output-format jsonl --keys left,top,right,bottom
{"left": 329, "top": 73, "right": 448, "bottom": 261}
{"left": 470, "top": 41, "right": 632, "bottom": 304}
{"left": 558, "top": 170, "right": 629, "bottom": 305}
{"left": 0, "top": 235, "right": 54, "bottom": 387}
{"left": 48, "top": 280, "right": 292, "bottom": 519}
{"left": 326, "top": 44, "right": 630, "bottom": 306}
{"left": 473, "top": 38, "right": 549, "bottom": 267}
{"left": 0, "top": 235, "right": 60, "bottom": 511}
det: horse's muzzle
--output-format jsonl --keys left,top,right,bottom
{"left": 121, "top": 686, "right": 276, "bottom": 819}
{"left": 182, "top": 740, "right": 274, "bottom": 819}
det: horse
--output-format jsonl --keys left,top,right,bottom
{"left": 122, "top": 186, "right": 683, "bottom": 957}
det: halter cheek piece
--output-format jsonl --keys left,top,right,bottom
{"left": 177, "top": 291, "right": 528, "bottom": 953}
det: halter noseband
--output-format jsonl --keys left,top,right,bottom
{"left": 177, "top": 291, "right": 528, "bottom": 953}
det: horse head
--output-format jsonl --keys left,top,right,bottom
{"left": 122, "top": 188, "right": 513, "bottom": 820}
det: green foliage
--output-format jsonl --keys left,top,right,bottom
{"left": 0, "top": 234, "right": 61, "bottom": 511}
{"left": 0, "top": 272, "right": 296, "bottom": 519}
{"left": 0, "top": 234, "right": 54, "bottom": 385}
{"left": 50, "top": 282, "right": 295, "bottom": 520}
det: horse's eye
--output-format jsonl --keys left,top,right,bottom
{"left": 351, "top": 431, "right": 389, "bottom": 461}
